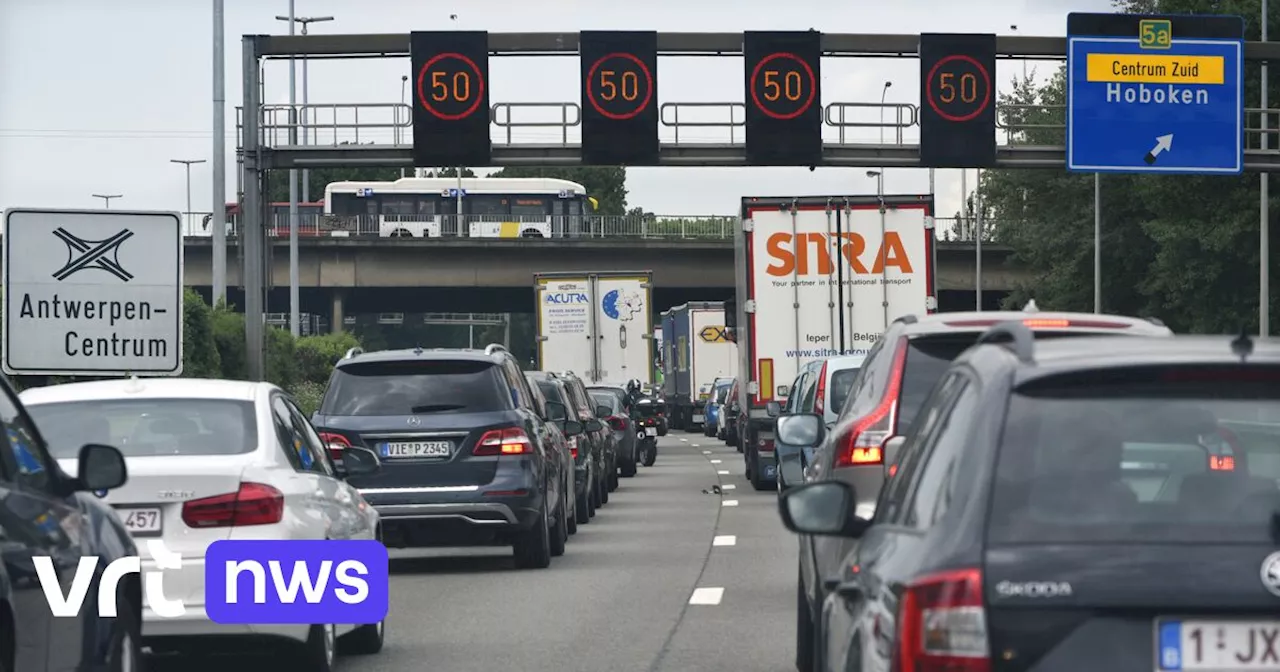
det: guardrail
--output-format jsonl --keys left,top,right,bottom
{"left": 184, "top": 214, "right": 1000, "bottom": 242}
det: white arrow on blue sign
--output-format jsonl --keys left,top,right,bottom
{"left": 1066, "top": 13, "right": 1244, "bottom": 175}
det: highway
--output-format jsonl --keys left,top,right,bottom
{"left": 151, "top": 433, "right": 797, "bottom": 672}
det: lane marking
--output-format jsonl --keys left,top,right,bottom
{"left": 680, "top": 437, "right": 687, "bottom": 442}
{"left": 692, "top": 443, "right": 700, "bottom": 447}
{"left": 702, "top": 450, "right": 711, "bottom": 454}
{"left": 688, "top": 587, "right": 724, "bottom": 605}
{"left": 710, "top": 459, "right": 722, "bottom": 464}
{"left": 717, "top": 470, "right": 730, "bottom": 475}
{"left": 721, "top": 484, "right": 736, "bottom": 490}
{"left": 713, "top": 535, "right": 737, "bottom": 546}
{"left": 722, "top": 499, "right": 739, "bottom": 507}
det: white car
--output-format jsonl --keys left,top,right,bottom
{"left": 20, "top": 378, "right": 385, "bottom": 669}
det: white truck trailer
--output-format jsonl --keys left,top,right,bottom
{"left": 726, "top": 195, "right": 937, "bottom": 487}
{"left": 659, "top": 301, "right": 740, "bottom": 430}
{"left": 535, "top": 271, "right": 654, "bottom": 384}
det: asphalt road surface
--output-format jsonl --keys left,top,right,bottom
{"left": 155, "top": 432, "right": 798, "bottom": 672}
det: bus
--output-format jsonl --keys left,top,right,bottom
{"left": 202, "top": 201, "right": 326, "bottom": 237}
{"left": 323, "top": 177, "right": 598, "bottom": 238}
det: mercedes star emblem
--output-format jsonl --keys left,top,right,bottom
{"left": 1260, "top": 551, "right": 1280, "bottom": 597}
{"left": 407, "top": 416, "right": 421, "bottom": 426}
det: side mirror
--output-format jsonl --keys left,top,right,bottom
{"left": 723, "top": 296, "right": 737, "bottom": 331}
{"left": 595, "top": 405, "right": 612, "bottom": 418}
{"left": 777, "top": 481, "right": 869, "bottom": 538}
{"left": 766, "top": 401, "right": 782, "bottom": 417}
{"left": 776, "top": 413, "right": 824, "bottom": 447}
{"left": 882, "top": 435, "right": 906, "bottom": 475}
{"left": 77, "top": 444, "right": 127, "bottom": 492}
{"left": 585, "top": 418, "right": 604, "bottom": 433}
{"left": 544, "top": 399, "right": 568, "bottom": 421}
{"left": 777, "top": 385, "right": 790, "bottom": 398}
{"left": 729, "top": 403, "right": 740, "bottom": 414}
{"left": 341, "top": 446, "right": 381, "bottom": 476}
{"left": 563, "top": 420, "right": 585, "bottom": 436}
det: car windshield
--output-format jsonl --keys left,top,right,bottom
{"left": 320, "top": 360, "right": 509, "bottom": 416}
{"left": 714, "top": 386, "right": 731, "bottom": 403}
{"left": 24, "top": 399, "right": 257, "bottom": 459}
{"left": 828, "top": 368, "right": 859, "bottom": 414}
{"left": 987, "top": 366, "right": 1280, "bottom": 545}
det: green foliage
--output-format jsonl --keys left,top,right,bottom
{"left": 265, "top": 326, "right": 299, "bottom": 390}
{"left": 295, "top": 332, "right": 360, "bottom": 385}
{"left": 267, "top": 165, "right": 403, "bottom": 203}
{"left": 290, "top": 380, "right": 327, "bottom": 417}
{"left": 209, "top": 303, "right": 249, "bottom": 380}
{"left": 423, "top": 167, "right": 477, "bottom": 178}
{"left": 487, "top": 166, "right": 629, "bottom": 215}
{"left": 181, "top": 289, "right": 221, "bottom": 378}
{"left": 975, "top": 0, "right": 1280, "bottom": 332}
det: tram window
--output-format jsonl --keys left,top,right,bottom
{"left": 569, "top": 200, "right": 583, "bottom": 216}
{"left": 469, "top": 196, "right": 509, "bottom": 216}
{"left": 380, "top": 197, "right": 419, "bottom": 215}
{"left": 415, "top": 199, "right": 439, "bottom": 215}
{"left": 511, "top": 198, "right": 549, "bottom": 216}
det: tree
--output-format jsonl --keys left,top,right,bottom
{"left": 267, "top": 166, "right": 402, "bottom": 203}
{"left": 975, "top": 0, "right": 1280, "bottom": 332}
{"left": 422, "top": 167, "right": 476, "bottom": 178}
{"left": 487, "top": 166, "right": 629, "bottom": 215}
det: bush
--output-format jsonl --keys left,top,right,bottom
{"left": 210, "top": 304, "right": 249, "bottom": 380}
{"left": 289, "top": 380, "right": 327, "bottom": 417}
{"left": 182, "top": 289, "right": 222, "bottom": 378}
{"left": 296, "top": 332, "right": 360, "bottom": 384}
{"left": 265, "top": 326, "right": 299, "bottom": 390}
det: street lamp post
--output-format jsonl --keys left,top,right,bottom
{"left": 275, "top": 13, "right": 334, "bottom": 204}
{"left": 170, "top": 159, "right": 207, "bottom": 233}
{"left": 399, "top": 75, "right": 409, "bottom": 177}
{"left": 92, "top": 194, "right": 122, "bottom": 208}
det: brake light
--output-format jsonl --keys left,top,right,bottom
{"left": 474, "top": 427, "right": 532, "bottom": 456}
{"left": 942, "top": 318, "right": 1128, "bottom": 329}
{"left": 813, "top": 361, "right": 829, "bottom": 416}
{"left": 607, "top": 415, "right": 627, "bottom": 431}
{"left": 1163, "top": 367, "right": 1280, "bottom": 382}
{"left": 758, "top": 436, "right": 775, "bottom": 452}
{"left": 318, "top": 432, "right": 351, "bottom": 460}
{"left": 1210, "top": 455, "right": 1235, "bottom": 471}
{"left": 570, "top": 445, "right": 578, "bottom": 459}
{"left": 893, "top": 568, "right": 989, "bottom": 672}
{"left": 834, "top": 338, "right": 907, "bottom": 468}
{"left": 181, "top": 482, "right": 285, "bottom": 528}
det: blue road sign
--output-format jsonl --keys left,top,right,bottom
{"left": 1067, "top": 13, "right": 1244, "bottom": 174}
{"left": 441, "top": 188, "right": 467, "bottom": 197}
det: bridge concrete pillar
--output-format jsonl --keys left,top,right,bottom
{"left": 331, "top": 290, "right": 346, "bottom": 334}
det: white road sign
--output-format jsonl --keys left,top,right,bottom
{"left": 3, "top": 208, "right": 183, "bottom": 376}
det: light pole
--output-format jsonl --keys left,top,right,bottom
{"left": 399, "top": 75, "right": 409, "bottom": 177}
{"left": 92, "top": 194, "right": 122, "bottom": 208}
{"left": 170, "top": 159, "right": 206, "bottom": 233}
{"left": 276, "top": 13, "right": 333, "bottom": 203}
{"left": 1010, "top": 25, "right": 1027, "bottom": 79}
{"left": 866, "top": 171, "right": 890, "bottom": 327}
{"left": 1261, "top": 0, "right": 1271, "bottom": 335}
{"left": 878, "top": 81, "right": 892, "bottom": 146}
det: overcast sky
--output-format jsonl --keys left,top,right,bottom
{"left": 0, "top": 0, "right": 1112, "bottom": 221}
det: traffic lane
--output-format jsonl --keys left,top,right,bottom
{"left": 351, "top": 433, "right": 722, "bottom": 672}
{"left": 656, "top": 435, "right": 796, "bottom": 672}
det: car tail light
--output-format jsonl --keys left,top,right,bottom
{"left": 182, "top": 482, "right": 285, "bottom": 528}
{"left": 834, "top": 338, "right": 907, "bottom": 468}
{"left": 813, "top": 361, "right": 830, "bottom": 415}
{"left": 607, "top": 415, "right": 627, "bottom": 431}
{"left": 317, "top": 432, "right": 351, "bottom": 461}
{"left": 474, "top": 427, "right": 532, "bottom": 456}
{"left": 942, "top": 317, "right": 1129, "bottom": 330}
{"left": 758, "top": 436, "right": 775, "bottom": 452}
{"left": 892, "top": 568, "right": 989, "bottom": 672}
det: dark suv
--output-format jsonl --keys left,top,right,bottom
{"left": 529, "top": 371, "right": 606, "bottom": 525}
{"left": 558, "top": 372, "right": 618, "bottom": 498}
{"left": 779, "top": 328, "right": 1280, "bottom": 672}
{"left": 310, "top": 344, "right": 572, "bottom": 569}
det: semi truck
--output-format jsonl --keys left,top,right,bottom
{"left": 660, "top": 301, "right": 739, "bottom": 430}
{"left": 535, "top": 271, "right": 654, "bottom": 384}
{"left": 726, "top": 195, "right": 936, "bottom": 489}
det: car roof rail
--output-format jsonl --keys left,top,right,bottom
{"left": 1145, "top": 316, "right": 1166, "bottom": 326}
{"left": 1023, "top": 299, "right": 1040, "bottom": 312}
{"left": 343, "top": 347, "right": 363, "bottom": 359}
{"left": 975, "top": 321, "right": 1036, "bottom": 364}
{"left": 484, "top": 343, "right": 508, "bottom": 356}
{"left": 892, "top": 314, "right": 919, "bottom": 325}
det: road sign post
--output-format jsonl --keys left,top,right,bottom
{"left": 1067, "top": 13, "right": 1245, "bottom": 174}
{"left": 3, "top": 209, "right": 183, "bottom": 377}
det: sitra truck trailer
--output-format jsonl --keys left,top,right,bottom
{"left": 725, "top": 195, "right": 936, "bottom": 489}
{"left": 535, "top": 271, "right": 654, "bottom": 384}
{"left": 659, "top": 301, "right": 739, "bottom": 430}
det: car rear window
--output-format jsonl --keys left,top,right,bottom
{"left": 320, "top": 360, "right": 509, "bottom": 416}
{"left": 987, "top": 366, "right": 1280, "bottom": 544}
{"left": 828, "top": 368, "right": 859, "bottom": 414}
{"left": 589, "top": 391, "right": 620, "bottom": 413}
{"left": 25, "top": 399, "right": 257, "bottom": 459}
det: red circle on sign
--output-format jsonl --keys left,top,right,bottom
{"left": 585, "top": 52, "right": 655, "bottom": 121}
{"left": 416, "top": 51, "right": 486, "bottom": 121}
{"left": 924, "top": 54, "right": 992, "bottom": 123}
{"left": 749, "top": 52, "right": 817, "bottom": 121}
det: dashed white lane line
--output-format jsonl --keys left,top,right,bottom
{"left": 722, "top": 499, "right": 739, "bottom": 507}
{"left": 689, "top": 587, "right": 725, "bottom": 605}
{"left": 713, "top": 535, "right": 737, "bottom": 546}
{"left": 717, "top": 470, "right": 730, "bottom": 475}
{"left": 679, "top": 437, "right": 688, "bottom": 442}
{"left": 692, "top": 443, "right": 700, "bottom": 447}
{"left": 702, "top": 450, "right": 711, "bottom": 454}
{"left": 721, "top": 484, "right": 736, "bottom": 490}
{"left": 710, "top": 459, "right": 722, "bottom": 464}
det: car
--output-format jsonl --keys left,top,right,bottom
{"left": 0, "top": 375, "right": 137, "bottom": 672}
{"left": 724, "top": 378, "right": 743, "bottom": 448}
{"left": 703, "top": 377, "right": 735, "bottom": 438}
{"left": 19, "top": 377, "right": 383, "bottom": 668}
{"left": 587, "top": 386, "right": 639, "bottom": 478}
{"left": 787, "top": 306, "right": 1174, "bottom": 672}
{"left": 558, "top": 372, "right": 619, "bottom": 498}
{"left": 778, "top": 327, "right": 1280, "bottom": 672}
{"left": 310, "top": 344, "right": 570, "bottom": 569}
{"left": 769, "top": 355, "right": 866, "bottom": 492}
{"left": 531, "top": 372, "right": 606, "bottom": 525}
{"left": 524, "top": 372, "right": 580, "bottom": 537}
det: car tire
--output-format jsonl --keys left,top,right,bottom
{"left": 608, "top": 462, "right": 619, "bottom": 490}
{"left": 588, "top": 475, "right": 599, "bottom": 516}
{"left": 599, "top": 472, "right": 610, "bottom": 504}
{"left": 303, "top": 623, "right": 338, "bottom": 672}
{"left": 796, "top": 570, "right": 816, "bottom": 672}
{"left": 340, "top": 619, "right": 386, "bottom": 655}
{"left": 107, "top": 591, "right": 143, "bottom": 672}
{"left": 550, "top": 497, "right": 568, "bottom": 557}
{"left": 513, "top": 498, "right": 552, "bottom": 569}
{"left": 567, "top": 489, "right": 579, "bottom": 534}
{"left": 620, "top": 452, "right": 637, "bottom": 477}
{"left": 576, "top": 486, "right": 591, "bottom": 524}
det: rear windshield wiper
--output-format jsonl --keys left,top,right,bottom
{"left": 410, "top": 404, "right": 466, "bottom": 413}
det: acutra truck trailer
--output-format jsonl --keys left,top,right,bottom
{"left": 659, "top": 301, "right": 739, "bottom": 431}
{"left": 728, "top": 195, "right": 936, "bottom": 489}
{"left": 535, "top": 271, "right": 654, "bottom": 384}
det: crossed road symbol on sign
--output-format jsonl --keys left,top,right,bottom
{"left": 51, "top": 228, "right": 135, "bottom": 282}
{"left": 700, "top": 326, "right": 729, "bottom": 343}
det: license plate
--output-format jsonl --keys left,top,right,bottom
{"left": 693, "top": 414, "right": 705, "bottom": 423}
{"left": 116, "top": 507, "right": 162, "bottom": 536}
{"left": 381, "top": 441, "right": 453, "bottom": 458}
{"left": 1157, "top": 619, "right": 1280, "bottom": 670}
